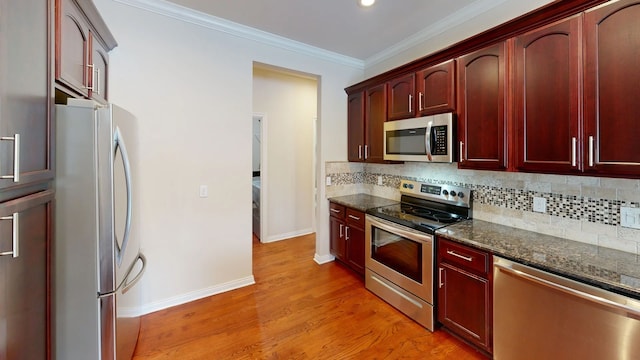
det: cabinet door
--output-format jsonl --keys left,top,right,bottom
{"left": 347, "top": 92, "right": 365, "bottom": 162}
{"left": 0, "top": 0, "right": 53, "bottom": 194}
{"left": 438, "top": 263, "right": 491, "bottom": 354}
{"left": 584, "top": 0, "right": 640, "bottom": 177}
{"left": 416, "top": 60, "right": 455, "bottom": 116}
{"left": 345, "top": 225, "right": 365, "bottom": 275}
{"left": 365, "top": 84, "right": 387, "bottom": 163}
{"left": 0, "top": 190, "right": 54, "bottom": 360}
{"left": 457, "top": 43, "right": 508, "bottom": 170}
{"left": 330, "top": 216, "right": 346, "bottom": 261}
{"left": 387, "top": 74, "right": 415, "bottom": 120}
{"left": 56, "top": 0, "right": 90, "bottom": 97}
{"left": 90, "top": 34, "right": 109, "bottom": 104}
{"left": 514, "top": 16, "right": 582, "bottom": 174}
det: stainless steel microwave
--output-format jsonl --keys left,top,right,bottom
{"left": 383, "top": 113, "right": 455, "bottom": 162}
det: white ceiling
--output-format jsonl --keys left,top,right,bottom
{"left": 165, "top": 0, "right": 503, "bottom": 61}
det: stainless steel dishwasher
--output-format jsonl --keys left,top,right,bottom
{"left": 493, "top": 256, "right": 640, "bottom": 360}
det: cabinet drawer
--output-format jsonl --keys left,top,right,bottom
{"left": 438, "top": 238, "right": 489, "bottom": 276}
{"left": 329, "top": 202, "right": 345, "bottom": 219}
{"left": 345, "top": 208, "right": 365, "bottom": 228}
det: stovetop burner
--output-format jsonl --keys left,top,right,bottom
{"left": 366, "top": 180, "right": 472, "bottom": 234}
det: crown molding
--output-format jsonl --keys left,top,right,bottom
{"left": 113, "top": 0, "right": 365, "bottom": 69}
{"left": 364, "top": 0, "right": 510, "bottom": 68}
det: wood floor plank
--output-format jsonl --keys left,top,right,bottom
{"left": 132, "top": 234, "right": 487, "bottom": 359}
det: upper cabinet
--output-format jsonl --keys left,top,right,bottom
{"left": 364, "top": 84, "right": 387, "bottom": 163}
{"left": 457, "top": 43, "right": 508, "bottom": 170}
{"left": 55, "top": 0, "right": 117, "bottom": 103}
{"left": 514, "top": 15, "right": 582, "bottom": 174}
{"left": 387, "top": 74, "right": 415, "bottom": 120}
{"left": 583, "top": 0, "right": 640, "bottom": 177}
{"left": 416, "top": 60, "right": 456, "bottom": 116}
{"left": 0, "top": 0, "right": 52, "bottom": 196}
{"left": 387, "top": 61, "right": 456, "bottom": 121}
{"left": 347, "top": 91, "right": 365, "bottom": 162}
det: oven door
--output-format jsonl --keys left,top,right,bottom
{"left": 365, "top": 215, "right": 433, "bottom": 303}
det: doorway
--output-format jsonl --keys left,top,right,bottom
{"left": 252, "top": 63, "right": 318, "bottom": 243}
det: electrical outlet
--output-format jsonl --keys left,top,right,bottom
{"left": 199, "top": 185, "right": 208, "bottom": 198}
{"left": 620, "top": 206, "right": 640, "bottom": 229}
{"left": 532, "top": 196, "right": 546, "bottom": 213}
{"left": 325, "top": 176, "right": 332, "bottom": 186}
{"left": 377, "top": 175, "right": 383, "bottom": 186}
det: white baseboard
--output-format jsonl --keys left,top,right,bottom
{"left": 125, "top": 276, "right": 256, "bottom": 317}
{"left": 314, "top": 253, "right": 335, "bottom": 265}
{"left": 263, "top": 228, "right": 314, "bottom": 243}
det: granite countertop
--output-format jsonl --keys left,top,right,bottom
{"left": 328, "top": 194, "right": 398, "bottom": 212}
{"left": 436, "top": 219, "right": 640, "bottom": 300}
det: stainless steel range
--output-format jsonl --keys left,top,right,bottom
{"left": 365, "top": 179, "right": 472, "bottom": 330}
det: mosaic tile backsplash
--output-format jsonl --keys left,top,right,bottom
{"left": 325, "top": 161, "right": 640, "bottom": 254}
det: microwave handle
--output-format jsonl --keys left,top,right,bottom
{"left": 425, "top": 122, "right": 432, "bottom": 159}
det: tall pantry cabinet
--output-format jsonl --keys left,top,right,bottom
{"left": 0, "top": 0, "right": 55, "bottom": 359}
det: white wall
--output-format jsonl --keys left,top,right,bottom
{"left": 94, "top": 0, "right": 361, "bottom": 313}
{"left": 252, "top": 66, "right": 317, "bottom": 242}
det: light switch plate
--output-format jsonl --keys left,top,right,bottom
{"left": 377, "top": 175, "right": 383, "bottom": 186}
{"left": 199, "top": 185, "right": 208, "bottom": 198}
{"left": 620, "top": 206, "right": 640, "bottom": 229}
{"left": 533, "top": 196, "right": 546, "bottom": 213}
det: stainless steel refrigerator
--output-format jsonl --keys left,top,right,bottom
{"left": 55, "top": 98, "right": 146, "bottom": 360}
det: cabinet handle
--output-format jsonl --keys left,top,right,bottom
{"left": 1, "top": 134, "right": 20, "bottom": 182}
{"left": 348, "top": 214, "right": 361, "bottom": 221}
{"left": 459, "top": 141, "right": 464, "bottom": 162}
{"left": 345, "top": 226, "right": 350, "bottom": 241}
{"left": 95, "top": 68, "right": 101, "bottom": 95}
{"left": 358, "top": 145, "right": 362, "bottom": 160}
{"left": 339, "top": 223, "right": 344, "bottom": 238}
{"left": 86, "top": 64, "right": 95, "bottom": 91}
{"left": 408, "top": 94, "right": 413, "bottom": 113}
{"left": 589, "top": 136, "right": 594, "bottom": 167}
{"left": 419, "top": 92, "right": 424, "bottom": 111}
{"left": 438, "top": 267, "right": 444, "bottom": 288}
{"left": 364, "top": 145, "right": 368, "bottom": 160}
{"left": 0, "top": 213, "right": 19, "bottom": 258}
{"left": 446, "top": 250, "right": 473, "bottom": 262}
{"left": 571, "top": 137, "right": 577, "bottom": 167}
{"left": 330, "top": 208, "right": 341, "bottom": 214}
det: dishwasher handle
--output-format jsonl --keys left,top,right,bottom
{"left": 494, "top": 260, "right": 640, "bottom": 318}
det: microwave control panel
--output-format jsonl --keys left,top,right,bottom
{"left": 432, "top": 126, "right": 448, "bottom": 155}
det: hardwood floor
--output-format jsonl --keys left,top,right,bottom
{"left": 132, "top": 234, "right": 486, "bottom": 359}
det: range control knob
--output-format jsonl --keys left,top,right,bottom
{"left": 403, "top": 183, "right": 408, "bottom": 188}
{"left": 408, "top": 184, "right": 414, "bottom": 189}
{"left": 458, "top": 192, "right": 465, "bottom": 199}
{"left": 450, "top": 191, "right": 457, "bottom": 197}
{"left": 442, "top": 190, "right": 449, "bottom": 196}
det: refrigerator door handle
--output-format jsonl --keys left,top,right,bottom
{"left": 114, "top": 126, "right": 133, "bottom": 267}
{"left": 98, "top": 253, "right": 146, "bottom": 299}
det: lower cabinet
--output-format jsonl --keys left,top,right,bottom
{"left": 437, "top": 238, "right": 492, "bottom": 355}
{"left": 329, "top": 202, "right": 366, "bottom": 276}
{"left": 0, "top": 190, "right": 54, "bottom": 360}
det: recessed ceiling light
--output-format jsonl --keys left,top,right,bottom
{"left": 359, "top": 0, "right": 375, "bottom": 7}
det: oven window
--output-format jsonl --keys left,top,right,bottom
{"left": 371, "top": 226, "right": 422, "bottom": 283}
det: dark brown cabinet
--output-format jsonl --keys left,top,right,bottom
{"left": 329, "top": 202, "right": 366, "bottom": 276}
{"left": 0, "top": 190, "right": 54, "bottom": 360}
{"left": 514, "top": 15, "right": 582, "bottom": 174}
{"left": 416, "top": 60, "right": 456, "bottom": 116}
{"left": 457, "top": 42, "right": 508, "bottom": 170}
{"left": 584, "top": 0, "right": 640, "bottom": 177}
{"left": 55, "top": 0, "right": 116, "bottom": 103}
{"left": 364, "top": 84, "right": 387, "bottom": 163}
{"left": 347, "top": 91, "right": 365, "bottom": 162}
{"left": 0, "top": 0, "right": 53, "bottom": 195}
{"left": 346, "top": 84, "right": 387, "bottom": 163}
{"left": 437, "top": 238, "right": 492, "bottom": 355}
{"left": 387, "top": 74, "right": 415, "bottom": 120}
{"left": 0, "top": 1, "right": 54, "bottom": 358}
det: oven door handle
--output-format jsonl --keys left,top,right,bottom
{"left": 367, "top": 216, "right": 433, "bottom": 243}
